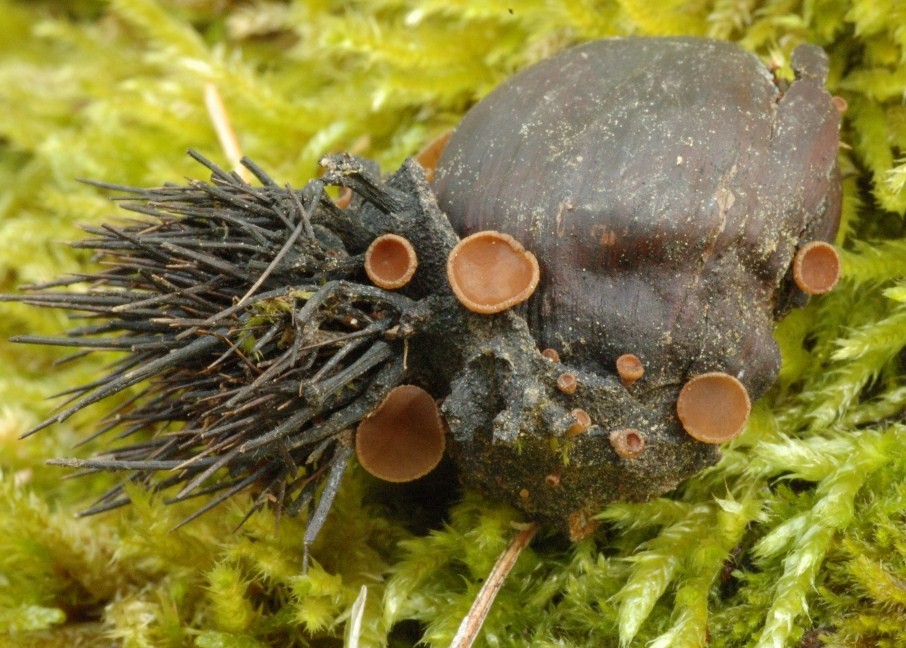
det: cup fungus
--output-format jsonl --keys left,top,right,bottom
{"left": 615, "top": 353, "right": 644, "bottom": 387}
{"left": 355, "top": 385, "right": 446, "bottom": 483}
{"left": 566, "top": 409, "right": 592, "bottom": 438}
{"left": 333, "top": 186, "right": 353, "bottom": 209}
{"left": 676, "top": 372, "right": 751, "bottom": 444}
{"left": 446, "top": 230, "right": 540, "bottom": 314}
{"left": 792, "top": 240, "right": 841, "bottom": 295}
{"left": 541, "top": 348, "right": 561, "bottom": 363}
{"left": 364, "top": 233, "right": 418, "bottom": 290}
{"left": 567, "top": 510, "right": 599, "bottom": 542}
{"left": 557, "top": 372, "right": 578, "bottom": 395}
{"left": 414, "top": 130, "right": 453, "bottom": 183}
{"left": 609, "top": 428, "right": 646, "bottom": 459}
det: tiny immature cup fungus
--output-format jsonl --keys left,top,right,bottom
{"left": 333, "top": 186, "right": 353, "bottom": 209}
{"left": 355, "top": 385, "right": 445, "bottom": 483}
{"left": 364, "top": 233, "right": 418, "bottom": 290}
{"left": 609, "top": 428, "right": 646, "bottom": 459}
{"left": 541, "top": 348, "right": 561, "bottom": 363}
{"left": 446, "top": 230, "right": 540, "bottom": 314}
{"left": 566, "top": 409, "right": 592, "bottom": 438}
{"left": 792, "top": 240, "right": 841, "bottom": 295}
{"left": 615, "top": 353, "right": 644, "bottom": 387}
{"left": 676, "top": 372, "right": 751, "bottom": 444}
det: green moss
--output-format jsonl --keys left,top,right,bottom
{"left": 1, "top": 0, "right": 905, "bottom": 646}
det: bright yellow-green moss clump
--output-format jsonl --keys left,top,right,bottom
{"left": 1, "top": 1, "right": 905, "bottom": 646}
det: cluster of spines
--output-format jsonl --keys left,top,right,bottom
{"left": 4, "top": 152, "right": 411, "bottom": 560}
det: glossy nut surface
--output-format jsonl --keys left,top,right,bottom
{"left": 435, "top": 38, "right": 842, "bottom": 401}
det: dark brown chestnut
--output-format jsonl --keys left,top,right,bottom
{"left": 435, "top": 37, "right": 841, "bottom": 400}
{"left": 434, "top": 37, "right": 842, "bottom": 532}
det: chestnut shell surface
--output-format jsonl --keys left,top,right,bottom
{"left": 434, "top": 37, "right": 841, "bottom": 531}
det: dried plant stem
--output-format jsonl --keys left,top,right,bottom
{"left": 345, "top": 585, "right": 368, "bottom": 648}
{"left": 204, "top": 81, "right": 250, "bottom": 182}
{"left": 450, "top": 522, "right": 540, "bottom": 648}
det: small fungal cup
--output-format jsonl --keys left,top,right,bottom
{"left": 615, "top": 353, "right": 644, "bottom": 387}
{"left": 446, "top": 230, "right": 540, "bottom": 314}
{"left": 609, "top": 428, "right": 646, "bottom": 459}
{"left": 333, "top": 187, "right": 353, "bottom": 209}
{"left": 566, "top": 408, "right": 592, "bottom": 438}
{"left": 355, "top": 385, "right": 446, "bottom": 482}
{"left": 414, "top": 130, "right": 453, "bottom": 183}
{"left": 364, "top": 234, "right": 418, "bottom": 290}
{"left": 557, "top": 372, "right": 578, "bottom": 395}
{"left": 792, "top": 241, "right": 841, "bottom": 295}
{"left": 676, "top": 372, "right": 751, "bottom": 444}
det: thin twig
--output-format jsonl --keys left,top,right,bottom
{"left": 345, "top": 585, "right": 368, "bottom": 648}
{"left": 450, "top": 522, "right": 540, "bottom": 648}
{"left": 203, "top": 81, "right": 251, "bottom": 182}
